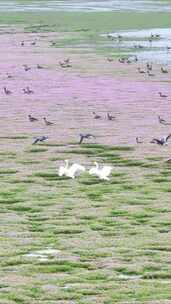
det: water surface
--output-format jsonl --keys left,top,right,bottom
{"left": 1, "top": 0, "right": 171, "bottom": 12}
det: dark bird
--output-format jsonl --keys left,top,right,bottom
{"left": 107, "top": 113, "right": 115, "bottom": 121}
{"left": 79, "top": 133, "right": 95, "bottom": 144}
{"left": 28, "top": 115, "right": 38, "bottom": 122}
{"left": 21, "top": 41, "right": 24, "bottom": 46}
{"left": 119, "top": 58, "right": 125, "bottom": 63}
{"left": 93, "top": 112, "right": 101, "bottom": 119}
{"left": 158, "top": 115, "right": 171, "bottom": 125}
{"left": 32, "top": 136, "right": 48, "bottom": 145}
{"left": 138, "top": 67, "right": 146, "bottom": 74}
{"left": 3, "top": 87, "right": 12, "bottom": 95}
{"left": 31, "top": 40, "right": 36, "bottom": 46}
{"left": 59, "top": 61, "right": 72, "bottom": 68}
{"left": 43, "top": 117, "right": 54, "bottom": 126}
{"left": 107, "top": 57, "right": 113, "bottom": 62}
{"left": 63, "top": 58, "right": 70, "bottom": 64}
{"left": 37, "top": 64, "right": 44, "bottom": 69}
{"left": 7, "top": 73, "right": 12, "bottom": 79}
{"left": 136, "top": 137, "right": 143, "bottom": 144}
{"left": 147, "top": 70, "right": 155, "bottom": 76}
{"left": 23, "top": 64, "right": 31, "bottom": 72}
{"left": 161, "top": 67, "right": 168, "bottom": 74}
{"left": 158, "top": 92, "right": 168, "bottom": 98}
{"left": 146, "top": 62, "right": 152, "bottom": 71}
{"left": 23, "top": 87, "right": 34, "bottom": 94}
{"left": 150, "top": 134, "right": 171, "bottom": 145}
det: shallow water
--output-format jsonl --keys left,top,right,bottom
{"left": 1, "top": 0, "right": 171, "bottom": 12}
{"left": 105, "top": 28, "right": 171, "bottom": 64}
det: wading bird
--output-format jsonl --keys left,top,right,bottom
{"left": 32, "top": 136, "right": 48, "bottom": 145}
{"left": 79, "top": 133, "right": 95, "bottom": 144}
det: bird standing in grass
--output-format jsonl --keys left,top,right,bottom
{"left": 58, "top": 160, "right": 85, "bottom": 179}
{"left": 79, "top": 133, "right": 95, "bottom": 144}
{"left": 89, "top": 162, "right": 112, "bottom": 180}
{"left": 32, "top": 136, "right": 48, "bottom": 145}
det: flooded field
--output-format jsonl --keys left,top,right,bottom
{"left": 104, "top": 28, "right": 171, "bottom": 64}
{"left": 1, "top": 0, "right": 171, "bottom": 12}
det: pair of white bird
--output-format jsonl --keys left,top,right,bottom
{"left": 58, "top": 160, "right": 112, "bottom": 180}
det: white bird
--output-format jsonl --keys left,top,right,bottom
{"left": 58, "top": 160, "right": 69, "bottom": 177}
{"left": 89, "top": 162, "right": 112, "bottom": 180}
{"left": 58, "top": 160, "right": 85, "bottom": 179}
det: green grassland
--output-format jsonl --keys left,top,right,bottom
{"left": 0, "top": 138, "right": 171, "bottom": 303}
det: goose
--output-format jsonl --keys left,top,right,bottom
{"left": 93, "top": 112, "right": 101, "bottom": 119}
{"left": 158, "top": 92, "right": 167, "bottom": 98}
{"left": 79, "top": 133, "right": 95, "bottom": 144}
{"left": 32, "top": 136, "right": 48, "bottom": 145}
{"left": 23, "top": 87, "right": 34, "bottom": 94}
{"left": 23, "top": 64, "right": 31, "bottom": 72}
{"left": 43, "top": 117, "right": 54, "bottom": 126}
{"left": 146, "top": 62, "right": 152, "bottom": 71}
{"left": 107, "top": 113, "right": 115, "bottom": 121}
{"left": 136, "top": 137, "right": 143, "bottom": 144}
{"left": 7, "top": 73, "right": 12, "bottom": 79}
{"left": 161, "top": 67, "right": 168, "bottom": 74}
{"left": 157, "top": 115, "right": 171, "bottom": 125}
{"left": 4, "top": 87, "right": 12, "bottom": 95}
{"left": 147, "top": 70, "right": 155, "bottom": 76}
{"left": 138, "top": 67, "right": 146, "bottom": 74}
{"left": 63, "top": 58, "right": 70, "bottom": 64}
{"left": 118, "top": 58, "right": 125, "bottom": 63}
{"left": 37, "top": 64, "right": 44, "bottom": 69}
{"left": 31, "top": 40, "right": 36, "bottom": 46}
{"left": 150, "top": 134, "right": 171, "bottom": 146}
{"left": 28, "top": 115, "right": 38, "bottom": 122}
{"left": 58, "top": 160, "right": 85, "bottom": 179}
{"left": 107, "top": 57, "right": 113, "bottom": 62}
{"left": 59, "top": 61, "right": 71, "bottom": 68}
{"left": 89, "top": 162, "right": 112, "bottom": 180}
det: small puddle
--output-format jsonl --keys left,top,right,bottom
{"left": 104, "top": 28, "right": 171, "bottom": 65}
{"left": 24, "top": 248, "right": 61, "bottom": 261}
